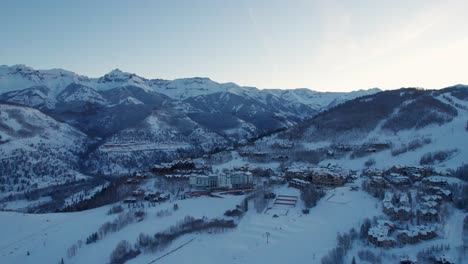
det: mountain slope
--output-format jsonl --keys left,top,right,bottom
{"left": 0, "top": 64, "right": 381, "bottom": 179}
{"left": 51, "top": 85, "right": 169, "bottom": 137}
{"left": 264, "top": 87, "right": 382, "bottom": 111}
{"left": 0, "top": 102, "right": 89, "bottom": 196}
{"left": 254, "top": 86, "right": 467, "bottom": 171}
{"left": 184, "top": 91, "right": 315, "bottom": 134}
{"left": 84, "top": 108, "right": 227, "bottom": 175}
{"left": 0, "top": 86, "right": 54, "bottom": 109}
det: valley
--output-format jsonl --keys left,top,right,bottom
{"left": 0, "top": 65, "right": 467, "bottom": 264}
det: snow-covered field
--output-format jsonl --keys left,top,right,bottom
{"left": 0, "top": 183, "right": 384, "bottom": 264}
{"left": 1, "top": 172, "right": 466, "bottom": 264}
{"left": 0, "top": 194, "right": 243, "bottom": 264}
{"left": 2, "top": 196, "right": 52, "bottom": 211}
{"left": 131, "top": 185, "right": 381, "bottom": 264}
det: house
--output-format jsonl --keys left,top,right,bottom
{"left": 310, "top": 167, "right": 347, "bottom": 187}
{"left": 164, "top": 174, "right": 191, "bottom": 181}
{"left": 362, "top": 168, "right": 384, "bottom": 177}
{"left": 435, "top": 255, "right": 455, "bottom": 264}
{"left": 383, "top": 192, "right": 395, "bottom": 215}
{"left": 397, "top": 226, "right": 436, "bottom": 244}
{"left": 311, "top": 173, "right": 346, "bottom": 187}
{"left": 418, "top": 208, "right": 439, "bottom": 222}
{"left": 370, "top": 176, "right": 388, "bottom": 188}
{"left": 249, "top": 167, "right": 274, "bottom": 177}
{"left": 368, "top": 223, "right": 396, "bottom": 248}
{"left": 144, "top": 192, "right": 158, "bottom": 200}
{"left": 289, "top": 178, "right": 310, "bottom": 189}
{"left": 423, "top": 176, "right": 448, "bottom": 187}
{"left": 424, "top": 186, "right": 452, "bottom": 201}
{"left": 384, "top": 173, "right": 412, "bottom": 186}
{"left": 387, "top": 166, "right": 435, "bottom": 181}
{"left": 269, "top": 175, "right": 286, "bottom": 184}
{"left": 420, "top": 194, "right": 443, "bottom": 204}
{"left": 336, "top": 144, "right": 353, "bottom": 151}
{"left": 395, "top": 206, "right": 413, "bottom": 221}
{"left": 382, "top": 192, "right": 413, "bottom": 220}
{"left": 400, "top": 256, "right": 417, "bottom": 264}
{"left": 132, "top": 189, "right": 145, "bottom": 197}
{"left": 284, "top": 166, "right": 310, "bottom": 179}
{"left": 123, "top": 198, "right": 137, "bottom": 204}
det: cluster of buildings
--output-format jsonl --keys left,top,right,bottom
{"left": 367, "top": 220, "right": 437, "bottom": 248}
{"left": 285, "top": 165, "right": 348, "bottom": 188}
{"left": 382, "top": 192, "right": 413, "bottom": 220}
{"left": 364, "top": 166, "right": 458, "bottom": 249}
{"left": 365, "top": 166, "right": 442, "bottom": 188}
{"left": 151, "top": 160, "right": 255, "bottom": 190}
{"left": 396, "top": 225, "right": 437, "bottom": 244}
{"left": 123, "top": 189, "right": 170, "bottom": 204}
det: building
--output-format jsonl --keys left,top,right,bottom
{"left": 189, "top": 172, "right": 253, "bottom": 190}
{"left": 289, "top": 178, "right": 310, "bottom": 189}
{"left": 370, "top": 176, "right": 388, "bottom": 188}
{"left": 367, "top": 223, "right": 396, "bottom": 248}
{"left": 189, "top": 175, "right": 218, "bottom": 189}
{"left": 151, "top": 159, "right": 196, "bottom": 174}
{"left": 218, "top": 172, "right": 253, "bottom": 189}
{"left": 285, "top": 165, "right": 347, "bottom": 187}
{"left": 397, "top": 226, "right": 436, "bottom": 244}
{"left": 384, "top": 173, "right": 412, "bottom": 186}
{"left": 423, "top": 176, "right": 449, "bottom": 187}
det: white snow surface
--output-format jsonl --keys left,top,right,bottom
{"left": 0, "top": 183, "right": 384, "bottom": 264}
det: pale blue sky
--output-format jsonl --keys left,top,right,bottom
{"left": 1, "top": 0, "right": 468, "bottom": 91}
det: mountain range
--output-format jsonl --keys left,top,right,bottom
{"left": 5, "top": 65, "right": 467, "bottom": 196}
{"left": 0, "top": 64, "right": 380, "bottom": 193}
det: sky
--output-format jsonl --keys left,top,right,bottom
{"left": 1, "top": 0, "right": 468, "bottom": 92}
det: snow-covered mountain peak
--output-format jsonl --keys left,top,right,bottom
{"left": 57, "top": 83, "right": 108, "bottom": 105}
{"left": 2, "top": 64, "right": 36, "bottom": 73}
{"left": 448, "top": 84, "right": 468, "bottom": 89}
{"left": 0, "top": 64, "right": 383, "bottom": 112}
{"left": 99, "top": 68, "right": 148, "bottom": 83}
{"left": 170, "top": 77, "right": 218, "bottom": 89}
{"left": 108, "top": 68, "right": 124, "bottom": 75}
{"left": 118, "top": 96, "right": 144, "bottom": 105}
{"left": 0, "top": 64, "right": 44, "bottom": 81}
{"left": 96, "top": 69, "right": 151, "bottom": 91}
{"left": 0, "top": 85, "right": 55, "bottom": 109}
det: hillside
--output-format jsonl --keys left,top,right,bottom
{"left": 0, "top": 102, "right": 89, "bottom": 197}
{"left": 0, "top": 64, "right": 379, "bottom": 181}
{"left": 251, "top": 86, "right": 468, "bottom": 172}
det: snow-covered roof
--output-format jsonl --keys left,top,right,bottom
{"left": 424, "top": 176, "right": 448, "bottom": 184}
{"left": 398, "top": 225, "right": 434, "bottom": 237}
{"left": 368, "top": 225, "right": 395, "bottom": 242}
